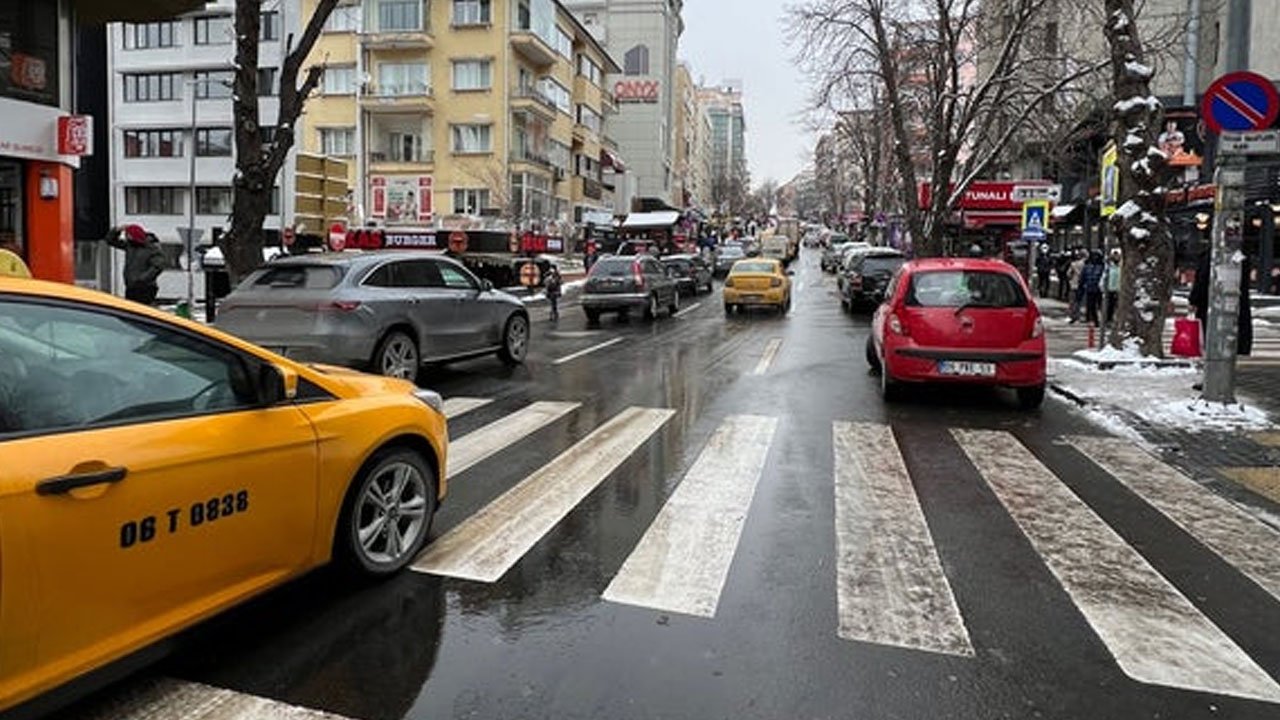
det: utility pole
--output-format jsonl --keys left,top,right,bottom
{"left": 1203, "top": 0, "right": 1251, "bottom": 403}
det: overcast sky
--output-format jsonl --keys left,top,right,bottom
{"left": 679, "top": 0, "right": 811, "bottom": 189}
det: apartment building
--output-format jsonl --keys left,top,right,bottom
{"left": 700, "top": 80, "right": 746, "bottom": 185}
{"left": 107, "top": 1, "right": 300, "bottom": 298}
{"left": 672, "top": 62, "right": 709, "bottom": 208}
{"left": 300, "top": 0, "right": 620, "bottom": 232}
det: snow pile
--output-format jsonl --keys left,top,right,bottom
{"left": 1073, "top": 337, "right": 1147, "bottom": 363}
{"left": 1051, "top": 358, "right": 1274, "bottom": 433}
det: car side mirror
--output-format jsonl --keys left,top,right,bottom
{"left": 481, "top": 279, "right": 494, "bottom": 292}
{"left": 257, "top": 363, "right": 298, "bottom": 406}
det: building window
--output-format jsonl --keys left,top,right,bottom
{"left": 577, "top": 54, "right": 602, "bottom": 85}
{"left": 388, "top": 131, "right": 426, "bottom": 162}
{"left": 123, "top": 73, "right": 179, "bottom": 102}
{"left": 194, "top": 70, "right": 234, "bottom": 99}
{"left": 260, "top": 11, "right": 280, "bottom": 41}
{"left": 325, "top": 4, "right": 360, "bottom": 32}
{"left": 270, "top": 187, "right": 281, "bottom": 215}
{"left": 539, "top": 78, "right": 571, "bottom": 114}
{"left": 123, "top": 21, "right": 176, "bottom": 49}
{"left": 377, "top": 0, "right": 422, "bottom": 32}
{"left": 450, "top": 124, "right": 491, "bottom": 153}
{"left": 193, "top": 15, "right": 232, "bottom": 45}
{"left": 323, "top": 66, "right": 356, "bottom": 94}
{"left": 555, "top": 27, "right": 573, "bottom": 58}
{"left": 125, "top": 187, "right": 182, "bottom": 215}
{"left": 453, "top": 188, "right": 490, "bottom": 214}
{"left": 452, "top": 60, "right": 492, "bottom": 90}
{"left": 320, "top": 127, "right": 356, "bottom": 155}
{"left": 259, "top": 125, "right": 277, "bottom": 146}
{"left": 196, "top": 128, "right": 233, "bottom": 156}
{"left": 377, "top": 62, "right": 429, "bottom": 95}
{"left": 577, "top": 104, "right": 601, "bottom": 134}
{"left": 452, "top": 0, "right": 491, "bottom": 25}
{"left": 257, "top": 67, "right": 278, "bottom": 96}
{"left": 624, "top": 45, "right": 649, "bottom": 76}
{"left": 196, "top": 187, "right": 233, "bottom": 215}
{"left": 123, "top": 129, "right": 183, "bottom": 158}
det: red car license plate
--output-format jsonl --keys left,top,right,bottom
{"left": 938, "top": 360, "right": 996, "bottom": 377}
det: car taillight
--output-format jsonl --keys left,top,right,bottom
{"left": 633, "top": 263, "right": 646, "bottom": 290}
{"left": 326, "top": 300, "right": 362, "bottom": 312}
{"left": 888, "top": 312, "right": 909, "bottom": 336}
{"left": 1030, "top": 316, "right": 1044, "bottom": 339}
{"left": 770, "top": 277, "right": 782, "bottom": 288}
{"left": 724, "top": 277, "right": 735, "bottom": 288}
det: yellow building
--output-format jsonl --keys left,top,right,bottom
{"left": 300, "top": 0, "right": 619, "bottom": 231}
{"left": 673, "top": 62, "right": 710, "bottom": 210}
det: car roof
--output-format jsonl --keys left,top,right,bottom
{"left": 265, "top": 250, "right": 456, "bottom": 268}
{"left": 905, "top": 257, "right": 1019, "bottom": 273}
{"left": 661, "top": 254, "right": 698, "bottom": 261}
{"left": 731, "top": 258, "right": 780, "bottom": 269}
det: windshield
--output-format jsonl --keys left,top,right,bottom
{"left": 906, "top": 270, "right": 1027, "bottom": 308}
{"left": 862, "top": 257, "right": 905, "bottom": 274}
{"left": 251, "top": 265, "right": 342, "bottom": 290}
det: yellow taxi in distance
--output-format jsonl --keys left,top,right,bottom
{"left": 0, "top": 277, "right": 449, "bottom": 716}
{"left": 723, "top": 258, "right": 792, "bottom": 315}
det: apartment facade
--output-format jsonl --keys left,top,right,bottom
{"left": 562, "top": 0, "right": 683, "bottom": 207}
{"left": 700, "top": 80, "right": 745, "bottom": 185}
{"left": 672, "top": 62, "right": 709, "bottom": 209}
{"left": 107, "top": 0, "right": 299, "bottom": 298}
{"left": 300, "top": 0, "right": 620, "bottom": 233}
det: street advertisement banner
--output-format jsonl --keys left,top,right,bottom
{"left": 1160, "top": 107, "right": 1206, "bottom": 168}
{"left": 370, "top": 175, "right": 433, "bottom": 223}
{"left": 1100, "top": 142, "right": 1119, "bottom": 217}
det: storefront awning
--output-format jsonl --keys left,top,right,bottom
{"left": 75, "top": 0, "right": 209, "bottom": 24}
{"left": 622, "top": 211, "right": 680, "bottom": 229}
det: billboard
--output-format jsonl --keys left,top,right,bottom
{"left": 371, "top": 175, "right": 433, "bottom": 224}
{"left": 1100, "top": 142, "right": 1119, "bottom": 218}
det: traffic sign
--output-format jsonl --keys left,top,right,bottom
{"left": 1218, "top": 129, "right": 1280, "bottom": 156}
{"left": 1021, "top": 200, "right": 1049, "bottom": 233}
{"left": 1012, "top": 184, "right": 1062, "bottom": 203}
{"left": 520, "top": 262, "right": 541, "bottom": 287}
{"left": 1202, "top": 71, "right": 1280, "bottom": 134}
{"left": 448, "top": 230, "right": 469, "bottom": 254}
{"left": 328, "top": 222, "right": 347, "bottom": 251}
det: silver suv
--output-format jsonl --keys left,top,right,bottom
{"left": 581, "top": 255, "right": 680, "bottom": 324}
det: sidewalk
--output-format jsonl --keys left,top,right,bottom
{"left": 1039, "top": 296, "right": 1280, "bottom": 511}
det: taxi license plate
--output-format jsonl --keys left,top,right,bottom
{"left": 938, "top": 361, "right": 996, "bottom": 377}
{"left": 741, "top": 294, "right": 763, "bottom": 301}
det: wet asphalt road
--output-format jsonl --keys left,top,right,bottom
{"left": 57, "top": 249, "right": 1280, "bottom": 720}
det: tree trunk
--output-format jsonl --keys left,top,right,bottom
{"left": 1104, "top": 0, "right": 1176, "bottom": 356}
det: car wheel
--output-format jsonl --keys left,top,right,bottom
{"left": 865, "top": 336, "right": 881, "bottom": 372}
{"left": 498, "top": 313, "right": 529, "bottom": 365}
{"left": 880, "top": 356, "right": 901, "bottom": 402}
{"left": 644, "top": 294, "right": 659, "bottom": 321}
{"left": 374, "top": 329, "right": 419, "bottom": 384}
{"left": 668, "top": 290, "right": 680, "bottom": 316}
{"left": 336, "top": 447, "right": 436, "bottom": 577}
{"left": 1017, "top": 384, "right": 1046, "bottom": 410}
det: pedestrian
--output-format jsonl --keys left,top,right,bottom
{"left": 1067, "top": 250, "right": 1086, "bottom": 322}
{"left": 545, "top": 266, "right": 562, "bottom": 322}
{"left": 1189, "top": 248, "right": 1253, "bottom": 355}
{"left": 1035, "top": 244, "right": 1053, "bottom": 298}
{"left": 1102, "top": 249, "right": 1122, "bottom": 326}
{"left": 1081, "top": 250, "right": 1105, "bottom": 325}
{"left": 1055, "top": 252, "right": 1072, "bottom": 301}
{"left": 105, "top": 224, "right": 166, "bottom": 305}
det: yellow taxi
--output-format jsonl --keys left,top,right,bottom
{"left": 722, "top": 258, "right": 793, "bottom": 315}
{"left": 0, "top": 277, "right": 449, "bottom": 716}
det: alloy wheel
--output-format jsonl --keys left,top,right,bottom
{"left": 353, "top": 461, "right": 429, "bottom": 567}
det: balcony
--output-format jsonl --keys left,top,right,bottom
{"left": 360, "top": 84, "right": 434, "bottom": 112}
{"left": 370, "top": 148, "right": 434, "bottom": 170}
{"left": 509, "top": 147, "right": 555, "bottom": 175}
{"left": 511, "top": 88, "right": 557, "bottom": 119}
{"left": 509, "top": 30, "right": 557, "bottom": 68}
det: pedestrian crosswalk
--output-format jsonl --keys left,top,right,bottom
{"left": 414, "top": 396, "right": 1280, "bottom": 703}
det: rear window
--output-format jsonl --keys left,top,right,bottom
{"left": 720, "top": 246, "right": 744, "bottom": 257}
{"left": 862, "top": 257, "right": 905, "bottom": 274}
{"left": 731, "top": 262, "right": 776, "bottom": 274}
{"left": 590, "top": 258, "right": 635, "bottom": 277}
{"left": 251, "top": 265, "right": 341, "bottom": 290}
{"left": 906, "top": 270, "right": 1027, "bottom": 308}
{"left": 663, "top": 259, "right": 691, "bottom": 270}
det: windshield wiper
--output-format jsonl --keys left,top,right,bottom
{"left": 954, "top": 301, "right": 997, "bottom": 316}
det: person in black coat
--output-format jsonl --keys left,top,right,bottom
{"left": 1189, "top": 249, "right": 1253, "bottom": 355}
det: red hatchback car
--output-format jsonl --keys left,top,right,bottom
{"left": 867, "top": 258, "right": 1047, "bottom": 409}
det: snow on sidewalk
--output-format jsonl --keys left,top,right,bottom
{"left": 1051, "top": 356, "right": 1274, "bottom": 435}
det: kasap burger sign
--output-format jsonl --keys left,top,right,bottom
{"left": 614, "top": 79, "right": 659, "bottom": 103}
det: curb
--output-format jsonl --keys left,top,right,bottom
{"left": 1048, "top": 382, "right": 1088, "bottom": 407}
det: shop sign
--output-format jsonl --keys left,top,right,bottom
{"left": 57, "top": 115, "right": 92, "bottom": 156}
{"left": 383, "top": 231, "right": 438, "bottom": 248}
{"left": 614, "top": 79, "right": 659, "bottom": 103}
{"left": 918, "top": 180, "right": 1055, "bottom": 211}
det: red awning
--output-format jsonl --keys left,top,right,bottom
{"left": 960, "top": 210, "right": 1022, "bottom": 229}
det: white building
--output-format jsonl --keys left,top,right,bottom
{"left": 107, "top": 0, "right": 299, "bottom": 299}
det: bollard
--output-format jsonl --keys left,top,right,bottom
{"left": 1087, "top": 323, "right": 1096, "bottom": 350}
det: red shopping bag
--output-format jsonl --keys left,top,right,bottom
{"left": 1171, "top": 316, "right": 1202, "bottom": 358}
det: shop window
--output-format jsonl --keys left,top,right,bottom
{"left": 125, "top": 187, "right": 183, "bottom": 215}
{"left": 123, "top": 73, "right": 179, "bottom": 102}
{"left": 0, "top": 2, "right": 60, "bottom": 106}
{"left": 196, "top": 128, "right": 233, "bottom": 157}
{"left": 124, "top": 129, "right": 184, "bottom": 158}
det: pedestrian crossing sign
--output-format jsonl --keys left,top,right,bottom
{"left": 1022, "top": 200, "right": 1050, "bottom": 235}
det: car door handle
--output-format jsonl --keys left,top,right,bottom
{"left": 37, "top": 467, "right": 128, "bottom": 496}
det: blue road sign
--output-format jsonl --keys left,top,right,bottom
{"left": 1202, "top": 71, "right": 1280, "bottom": 134}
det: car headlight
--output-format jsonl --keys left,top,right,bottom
{"left": 413, "top": 389, "right": 445, "bottom": 415}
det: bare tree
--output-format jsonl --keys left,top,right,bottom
{"left": 222, "top": 0, "right": 338, "bottom": 284}
{"left": 1103, "top": 0, "right": 1176, "bottom": 355}
{"left": 789, "top": 0, "right": 1112, "bottom": 257}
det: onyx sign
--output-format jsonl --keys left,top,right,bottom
{"left": 614, "top": 79, "right": 659, "bottom": 103}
